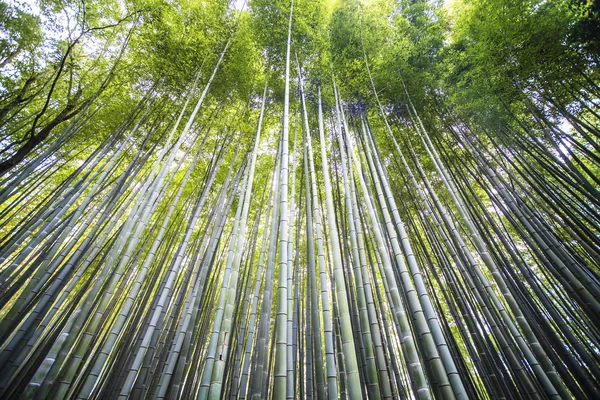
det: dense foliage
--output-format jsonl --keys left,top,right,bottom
{"left": 0, "top": 0, "right": 598, "bottom": 398}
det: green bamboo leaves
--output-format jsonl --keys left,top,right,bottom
{"left": 0, "top": 0, "right": 599, "bottom": 399}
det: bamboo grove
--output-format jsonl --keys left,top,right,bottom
{"left": 0, "top": 0, "right": 599, "bottom": 398}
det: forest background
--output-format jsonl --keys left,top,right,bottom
{"left": 0, "top": 0, "right": 599, "bottom": 398}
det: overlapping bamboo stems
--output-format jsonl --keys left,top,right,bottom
{"left": 204, "top": 81, "right": 269, "bottom": 400}
{"left": 348, "top": 150, "right": 396, "bottom": 400}
{"left": 3, "top": 132, "right": 190, "bottom": 397}
{"left": 0, "top": 88, "right": 165, "bottom": 273}
{"left": 300, "top": 107, "right": 329, "bottom": 399}
{"left": 198, "top": 156, "right": 251, "bottom": 399}
{"left": 486, "top": 126, "right": 600, "bottom": 267}
{"left": 238, "top": 170, "right": 276, "bottom": 400}
{"left": 487, "top": 117, "right": 600, "bottom": 225}
{"left": 438, "top": 119, "right": 598, "bottom": 301}
{"left": 0, "top": 107, "right": 141, "bottom": 269}
{"left": 250, "top": 135, "right": 282, "bottom": 400}
{"left": 0, "top": 167, "right": 140, "bottom": 380}
{"left": 8, "top": 96, "right": 172, "bottom": 394}
{"left": 475, "top": 122, "right": 600, "bottom": 298}
{"left": 450, "top": 117, "right": 600, "bottom": 321}
{"left": 0, "top": 129, "right": 128, "bottom": 285}
{"left": 349, "top": 119, "right": 421, "bottom": 398}
{"left": 0, "top": 110, "right": 153, "bottom": 358}
{"left": 404, "top": 204, "right": 488, "bottom": 399}
{"left": 204, "top": 188, "right": 255, "bottom": 397}
{"left": 273, "top": 1, "right": 294, "bottom": 397}
{"left": 398, "top": 87, "right": 600, "bottom": 396}
{"left": 81, "top": 122, "right": 227, "bottom": 399}
{"left": 447, "top": 104, "right": 596, "bottom": 275}
{"left": 403, "top": 144, "right": 542, "bottom": 398}
{"left": 316, "top": 83, "right": 363, "bottom": 400}
{"left": 0, "top": 82, "right": 161, "bottom": 214}
{"left": 359, "top": 54, "right": 467, "bottom": 399}
{"left": 12, "top": 41, "right": 230, "bottom": 397}
{"left": 338, "top": 100, "right": 430, "bottom": 399}
{"left": 332, "top": 171, "right": 366, "bottom": 397}
{"left": 56, "top": 87, "right": 216, "bottom": 400}
{"left": 286, "top": 108, "right": 299, "bottom": 399}
{"left": 387, "top": 127, "right": 505, "bottom": 393}
{"left": 208, "top": 161, "right": 255, "bottom": 397}
{"left": 452, "top": 158, "right": 600, "bottom": 397}
{"left": 312, "top": 188, "right": 345, "bottom": 397}
{"left": 362, "top": 131, "right": 456, "bottom": 399}
{"left": 299, "top": 76, "right": 337, "bottom": 400}
{"left": 468, "top": 125, "right": 597, "bottom": 334}
{"left": 173, "top": 159, "right": 242, "bottom": 397}
{"left": 167, "top": 166, "right": 241, "bottom": 395}
{"left": 330, "top": 83, "right": 386, "bottom": 400}
{"left": 122, "top": 156, "right": 247, "bottom": 399}
{"left": 10, "top": 168, "right": 144, "bottom": 346}
{"left": 479, "top": 98, "right": 600, "bottom": 226}
{"left": 395, "top": 91, "right": 570, "bottom": 398}
{"left": 156, "top": 206, "right": 239, "bottom": 398}
{"left": 434, "top": 125, "right": 600, "bottom": 397}
{"left": 140, "top": 201, "right": 210, "bottom": 397}
{"left": 291, "top": 172, "right": 302, "bottom": 398}
{"left": 296, "top": 62, "right": 327, "bottom": 400}
{"left": 14, "top": 130, "right": 150, "bottom": 304}
{"left": 357, "top": 200, "right": 408, "bottom": 399}
{"left": 390, "top": 129, "right": 530, "bottom": 398}
{"left": 512, "top": 82, "right": 600, "bottom": 200}
{"left": 461, "top": 173, "right": 598, "bottom": 398}
{"left": 4, "top": 105, "right": 173, "bottom": 396}
{"left": 444, "top": 108, "right": 600, "bottom": 309}
{"left": 228, "top": 190, "right": 268, "bottom": 399}
{"left": 408, "top": 121, "right": 557, "bottom": 397}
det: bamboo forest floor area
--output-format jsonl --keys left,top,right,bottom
{"left": 0, "top": 0, "right": 599, "bottom": 398}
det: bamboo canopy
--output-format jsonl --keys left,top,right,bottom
{"left": 0, "top": 0, "right": 599, "bottom": 398}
